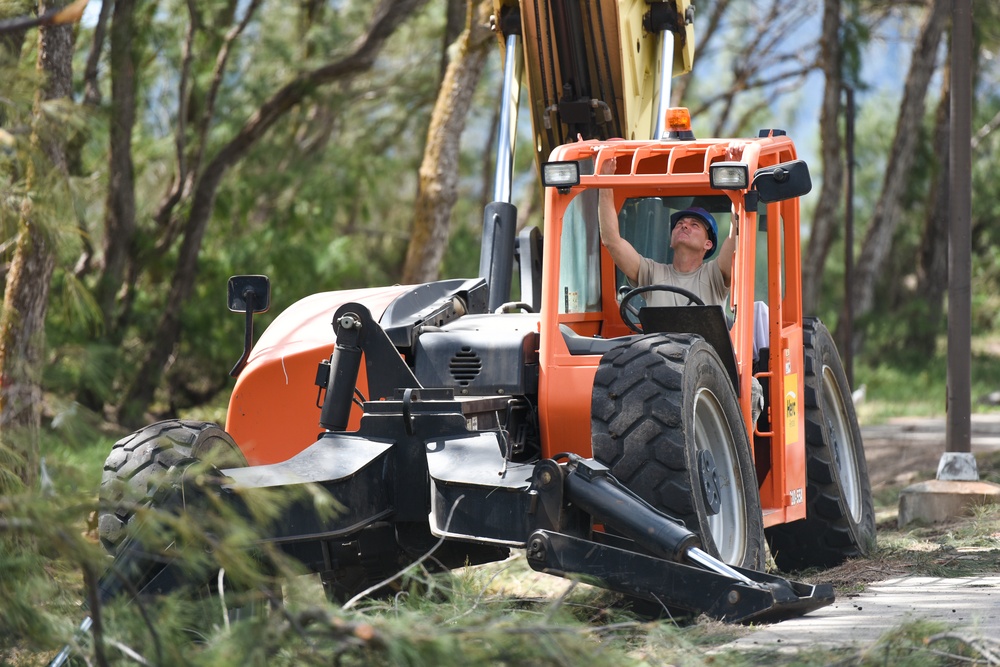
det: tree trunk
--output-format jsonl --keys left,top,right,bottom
{"left": 0, "top": 0, "right": 73, "bottom": 488}
{"left": 838, "top": 0, "right": 949, "bottom": 347}
{"left": 95, "top": 0, "right": 137, "bottom": 339}
{"left": 401, "top": 0, "right": 493, "bottom": 285}
{"left": 82, "top": 0, "right": 113, "bottom": 106}
{"left": 802, "top": 0, "right": 843, "bottom": 315}
{"left": 913, "top": 63, "right": 951, "bottom": 357}
{"left": 439, "top": 0, "right": 468, "bottom": 81}
{"left": 118, "top": 0, "right": 428, "bottom": 427}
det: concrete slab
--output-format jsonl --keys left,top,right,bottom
{"left": 721, "top": 576, "right": 1000, "bottom": 653}
{"left": 861, "top": 414, "right": 1000, "bottom": 452}
{"left": 898, "top": 479, "right": 1000, "bottom": 527}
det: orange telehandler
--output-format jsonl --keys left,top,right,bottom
{"left": 93, "top": 0, "right": 876, "bottom": 629}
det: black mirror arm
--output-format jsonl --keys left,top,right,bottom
{"left": 229, "top": 289, "right": 257, "bottom": 378}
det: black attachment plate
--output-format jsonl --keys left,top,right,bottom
{"left": 638, "top": 305, "right": 739, "bottom": 395}
{"left": 526, "top": 530, "right": 834, "bottom": 623}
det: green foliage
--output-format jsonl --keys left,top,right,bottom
{"left": 848, "top": 82, "right": 1000, "bottom": 412}
{"left": 0, "top": 489, "right": 101, "bottom": 656}
{"left": 6, "top": 411, "right": 1000, "bottom": 666}
{"left": 7, "top": 0, "right": 454, "bottom": 422}
{"left": 853, "top": 342, "right": 1000, "bottom": 423}
{"left": 440, "top": 218, "right": 482, "bottom": 279}
{"left": 0, "top": 445, "right": 25, "bottom": 493}
{"left": 0, "top": 96, "right": 87, "bottom": 247}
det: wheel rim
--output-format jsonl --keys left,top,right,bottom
{"left": 693, "top": 387, "right": 747, "bottom": 564}
{"left": 821, "top": 365, "right": 863, "bottom": 522}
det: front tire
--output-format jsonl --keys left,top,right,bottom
{"left": 98, "top": 419, "right": 247, "bottom": 553}
{"left": 765, "top": 318, "right": 876, "bottom": 570}
{"left": 98, "top": 420, "right": 277, "bottom": 619}
{"left": 591, "top": 334, "right": 765, "bottom": 569}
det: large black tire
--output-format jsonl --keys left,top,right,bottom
{"left": 765, "top": 318, "right": 876, "bottom": 571}
{"left": 98, "top": 419, "right": 247, "bottom": 554}
{"left": 592, "top": 333, "right": 766, "bottom": 570}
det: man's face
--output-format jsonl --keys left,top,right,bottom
{"left": 670, "top": 215, "right": 713, "bottom": 256}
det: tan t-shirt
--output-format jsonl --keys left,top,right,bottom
{"left": 635, "top": 257, "right": 729, "bottom": 306}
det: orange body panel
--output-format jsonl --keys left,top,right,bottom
{"left": 537, "top": 318, "right": 603, "bottom": 459}
{"left": 226, "top": 285, "right": 411, "bottom": 465}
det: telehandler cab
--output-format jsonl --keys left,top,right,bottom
{"left": 92, "top": 0, "right": 875, "bottom": 633}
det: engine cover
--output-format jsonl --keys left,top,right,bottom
{"left": 413, "top": 314, "right": 539, "bottom": 396}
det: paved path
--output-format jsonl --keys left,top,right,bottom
{"left": 723, "top": 575, "right": 1000, "bottom": 652}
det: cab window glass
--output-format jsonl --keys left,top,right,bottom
{"left": 558, "top": 189, "right": 602, "bottom": 313}
{"left": 753, "top": 201, "right": 785, "bottom": 303}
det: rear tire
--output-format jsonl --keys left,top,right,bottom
{"left": 765, "top": 318, "right": 876, "bottom": 570}
{"left": 592, "top": 334, "right": 765, "bottom": 569}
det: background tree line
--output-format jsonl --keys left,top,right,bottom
{"left": 1, "top": 0, "right": 999, "bottom": 489}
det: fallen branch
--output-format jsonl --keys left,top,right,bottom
{"left": 927, "top": 632, "right": 1000, "bottom": 665}
{"left": 0, "top": 0, "right": 88, "bottom": 34}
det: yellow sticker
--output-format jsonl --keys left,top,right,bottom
{"left": 784, "top": 374, "right": 799, "bottom": 444}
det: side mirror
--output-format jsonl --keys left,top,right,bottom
{"left": 228, "top": 275, "right": 270, "bottom": 313}
{"left": 228, "top": 275, "right": 271, "bottom": 377}
{"left": 752, "top": 159, "right": 812, "bottom": 203}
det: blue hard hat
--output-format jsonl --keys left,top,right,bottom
{"left": 670, "top": 207, "right": 719, "bottom": 259}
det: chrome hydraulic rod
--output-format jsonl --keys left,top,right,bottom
{"left": 652, "top": 29, "right": 675, "bottom": 140}
{"left": 562, "top": 457, "right": 762, "bottom": 588}
{"left": 493, "top": 32, "right": 523, "bottom": 204}
{"left": 685, "top": 545, "right": 759, "bottom": 587}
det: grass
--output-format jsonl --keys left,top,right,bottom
{"left": 852, "top": 336, "right": 1000, "bottom": 424}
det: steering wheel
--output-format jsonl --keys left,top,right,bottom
{"left": 618, "top": 284, "right": 705, "bottom": 334}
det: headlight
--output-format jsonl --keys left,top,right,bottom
{"left": 541, "top": 161, "right": 580, "bottom": 189}
{"left": 710, "top": 162, "right": 749, "bottom": 190}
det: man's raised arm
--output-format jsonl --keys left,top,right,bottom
{"left": 717, "top": 211, "right": 738, "bottom": 288}
{"left": 597, "top": 158, "right": 641, "bottom": 284}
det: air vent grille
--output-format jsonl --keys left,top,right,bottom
{"left": 449, "top": 347, "right": 482, "bottom": 385}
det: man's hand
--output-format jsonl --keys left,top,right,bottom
{"left": 725, "top": 140, "right": 746, "bottom": 162}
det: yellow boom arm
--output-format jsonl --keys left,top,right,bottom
{"left": 492, "top": 0, "right": 694, "bottom": 167}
